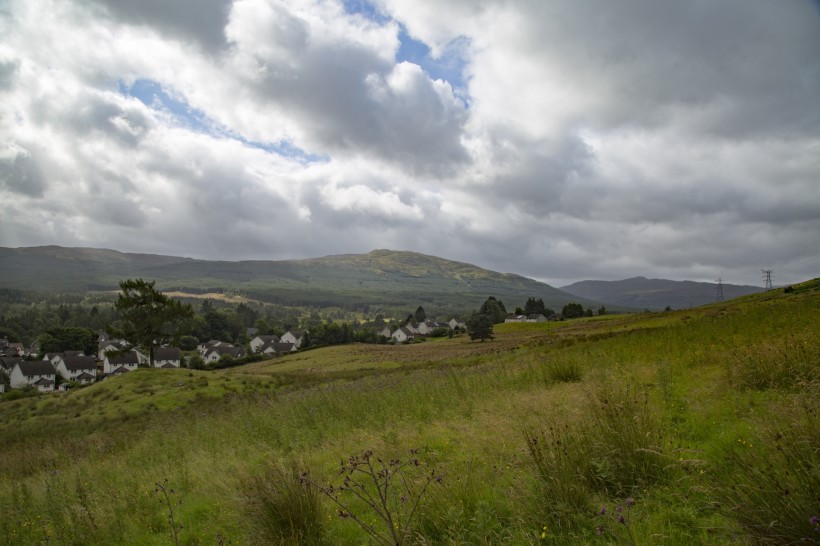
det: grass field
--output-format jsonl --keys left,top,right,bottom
{"left": 0, "top": 281, "right": 818, "bottom": 544}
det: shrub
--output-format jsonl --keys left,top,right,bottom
{"left": 544, "top": 357, "right": 582, "bottom": 383}
{"left": 725, "top": 335, "right": 818, "bottom": 391}
{"left": 241, "top": 460, "right": 325, "bottom": 545}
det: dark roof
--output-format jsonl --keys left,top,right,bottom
{"left": 207, "top": 346, "right": 243, "bottom": 357}
{"left": 107, "top": 352, "right": 139, "bottom": 365}
{"left": 63, "top": 350, "right": 85, "bottom": 357}
{"left": 1, "top": 356, "right": 23, "bottom": 370}
{"left": 255, "top": 335, "right": 281, "bottom": 343}
{"left": 154, "top": 347, "right": 181, "bottom": 360}
{"left": 75, "top": 372, "right": 96, "bottom": 380}
{"left": 110, "top": 366, "right": 131, "bottom": 375}
{"left": 63, "top": 355, "right": 97, "bottom": 371}
{"left": 17, "top": 360, "right": 56, "bottom": 377}
{"left": 273, "top": 342, "right": 295, "bottom": 353}
{"left": 285, "top": 329, "right": 303, "bottom": 338}
{"left": 159, "top": 362, "right": 177, "bottom": 369}
{"left": 33, "top": 377, "right": 54, "bottom": 386}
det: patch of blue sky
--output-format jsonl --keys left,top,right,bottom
{"left": 118, "top": 78, "right": 326, "bottom": 163}
{"left": 341, "top": 0, "right": 470, "bottom": 96}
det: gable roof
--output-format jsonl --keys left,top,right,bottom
{"left": 17, "top": 360, "right": 56, "bottom": 377}
{"left": 75, "top": 372, "right": 96, "bottom": 380}
{"left": 254, "top": 334, "right": 281, "bottom": 343}
{"left": 284, "top": 329, "right": 303, "bottom": 338}
{"left": 33, "top": 377, "right": 55, "bottom": 386}
{"left": 154, "top": 347, "right": 181, "bottom": 361}
{"left": 1, "top": 356, "right": 23, "bottom": 370}
{"left": 110, "top": 366, "right": 131, "bottom": 374}
{"left": 159, "top": 362, "right": 177, "bottom": 369}
{"left": 205, "top": 346, "right": 243, "bottom": 358}
{"left": 63, "top": 355, "right": 96, "bottom": 371}
{"left": 106, "top": 352, "right": 140, "bottom": 366}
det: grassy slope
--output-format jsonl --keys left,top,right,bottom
{"left": 0, "top": 281, "right": 818, "bottom": 544}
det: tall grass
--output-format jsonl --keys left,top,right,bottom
{"left": 708, "top": 397, "right": 820, "bottom": 544}
{"left": 525, "top": 384, "right": 675, "bottom": 532}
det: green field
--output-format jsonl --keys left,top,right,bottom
{"left": 1, "top": 281, "right": 818, "bottom": 544}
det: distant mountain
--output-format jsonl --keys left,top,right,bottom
{"left": 560, "top": 276, "right": 763, "bottom": 310}
{"left": 0, "top": 246, "right": 610, "bottom": 315}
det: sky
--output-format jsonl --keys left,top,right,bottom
{"left": 1, "top": 0, "right": 818, "bottom": 287}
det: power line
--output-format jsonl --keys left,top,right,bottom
{"left": 715, "top": 277, "right": 724, "bottom": 301}
{"left": 761, "top": 269, "right": 773, "bottom": 291}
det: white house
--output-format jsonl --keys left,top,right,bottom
{"left": 203, "top": 346, "right": 244, "bottom": 364}
{"left": 448, "top": 318, "right": 467, "bottom": 330}
{"left": 249, "top": 335, "right": 281, "bottom": 353}
{"left": 153, "top": 347, "right": 182, "bottom": 368}
{"left": 10, "top": 360, "right": 56, "bottom": 392}
{"left": 281, "top": 330, "right": 304, "bottom": 349}
{"left": 104, "top": 352, "right": 140, "bottom": 375}
{"left": 258, "top": 341, "right": 295, "bottom": 356}
{"left": 391, "top": 327, "right": 414, "bottom": 343}
{"left": 405, "top": 322, "right": 421, "bottom": 335}
{"left": 1, "top": 356, "right": 23, "bottom": 378}
{"left": 198, "top": 340, "right": 232, "bottom": 355}
{"left": 98, "top": 339, "right": 126, "bottom": 360}
{"left": 526, "top": 314, "right": 548, "bottom": 323}
{"left": 55, "top": 355, "right": 97, "bottom": 385}
{"left": 504, "top": 314, "right": 528, "bottom": 323}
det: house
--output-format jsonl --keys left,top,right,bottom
{"left": 404, "top": 322, "right": 421, "bottom": 335}
{"left": 504, "top": 314, "right": 528, "bottom": 323}
{"left": 526, "top": 314, "right": 548, "bottom": 323}
{"left": 203, "top": 346, "right": 244, "bottom": 364}
{"left": 44, "top": 353, "right": 64, "bottom": 366}
{"left": 28, "top": 340, "right": 41, "bottom": 356}
{"left": 1, "top": 356, "right": 23, "bottom": 377}
{"left": 249, "top": 335, "right": 281, "bottom": 353}
{"left": 7, "top": 343, "right": 26, "bottom": 357}
{"left": 258, "top": 341, "right": 295, "bottom": 356}
{"left": 10, "top": 360, "right": 56, "bottom": 391}
{"left": 198, "top": 340, "right": 232, "bottom": 355}
{"left": 281, "top": 330, "right": 304, "bottom": 349}
{"left": 104, "top": 352, "right": 140, "bottom": 375}
{"left": 153, "top": 347, "right": 182, "bottom": 368}
{"left": 448, "top": 318, "right": 467, "bottom": 331}
{"left": 376, "top": 325, "right": 391, "bottom": 338}
{"left": 55, "top": 355, "right": 97, "bottom": 385}
{"left": 98, "top": 339, "right": 127, "bottom": 360}
{"left": 391, "top": 327, "right": 415, "bottom": 343}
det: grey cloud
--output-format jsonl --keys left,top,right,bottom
{"left": 515, "top": 0, "right": 820, "bottom": 137}
{"left": 0, "top": 147, "right": 47, "bottom": 197}
{"left": 89, "top": 0, "right": 232, "bottom": 52}
{"left": 89, "top": 195, "right": 148, "bottom": 228}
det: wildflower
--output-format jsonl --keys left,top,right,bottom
{"left": 625, "top": 497, "right": 635, "bottom": 507}
{"left": 599, "top": 507, "right": 607, "bottom": 515}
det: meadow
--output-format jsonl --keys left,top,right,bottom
{"left": 0, "top": 280, "right": 818, "bottom": 545}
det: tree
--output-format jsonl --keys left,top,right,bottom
{"left": 466, "top": 313, "right": 494, "bottom": 342}
{"left": 479, "top": 297, "right": 507, "bottom": 324}
{"left": 561, "top": 303, "right": 584, "bottom": 319}
{"left": 414, "top": 306, "right": 426, "bottom": 323}
{"left": 523, "top": 297, "right": 546, "bottom": 316}
{"left": 108, "top": 279, "right": 194, "bottom": 367}
{"left": 597, "top": 306, "right": 607, "bottom": 316}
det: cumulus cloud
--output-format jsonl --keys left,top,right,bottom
{"left": 0, "top": 0, "right": 818, "bottom": 286}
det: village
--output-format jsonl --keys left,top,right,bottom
{"left": 0, "top": 316, "right": 489, "bottom": 394}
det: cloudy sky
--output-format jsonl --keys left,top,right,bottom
{"left": 1, "top": 0, "right": 818, "bottom": 287}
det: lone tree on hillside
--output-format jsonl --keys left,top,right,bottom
{"left": 479, "top": 296, "right": 507, "bottom": 324}
{"left": 108, "top": 279, "right": 194, "bottom": 367}
{"left": 466, "top": 312, "right": 494, "bottom": 342}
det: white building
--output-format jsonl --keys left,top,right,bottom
{"left": 10, "top": 360, "right": 56, "bottom": 392}
{"left": 55, "top": 355, "right": 97, "bottom": 385}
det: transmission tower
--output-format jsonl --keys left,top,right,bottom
{"left": 715, "top": 277, "right": 724, "bottom": 301}
{"left": 761, "top": 269, "right": 773, "bottom": 291}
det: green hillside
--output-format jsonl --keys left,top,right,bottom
{"left": 0, "top": 246, "right": 608, "bottom": 314}
{"left": 1, "top": 280, "right": 817, "bottom": 544}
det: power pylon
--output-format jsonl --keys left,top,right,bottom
{"left": 761, "top": 269, "right": 773, "bottom": 291}
{"left": 715, "top": 278, "right": 724, "bottom": 301}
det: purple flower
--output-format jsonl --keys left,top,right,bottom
{"left": 619, "top": 515, "right": 626, "bottom": 525}
{"left": 625, "top": 497, "right": 635, "bottom": 507}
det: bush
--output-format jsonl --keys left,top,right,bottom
{"left": 241, "top": 460, "right": 325, "bottom": 545}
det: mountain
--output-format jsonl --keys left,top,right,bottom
{"left": 0, "top": 246, "right": 608, "bottom": 314}
{"left": 560, "top": 276, "right": 763, "bottom": 310}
